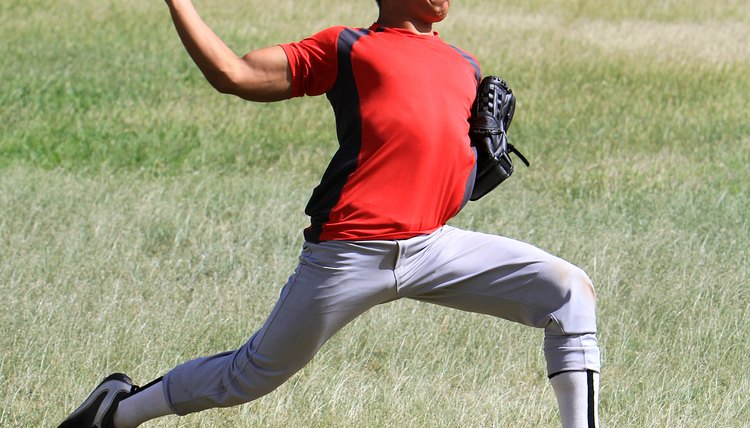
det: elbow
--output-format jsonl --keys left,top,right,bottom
{"left": 206, "top": 70, "right": 239, "bottom": 95}
{"left": 202, "top": 60, "right": 244, "bottom": 95}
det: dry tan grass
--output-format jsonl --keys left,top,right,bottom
{"left": 573, "top": 19, "right": 750, "bottom": 66}
{"left": 449, "top": 8, "right": 750, "bottom": 67}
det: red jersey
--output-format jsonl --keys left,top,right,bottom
{"left": 280, "top": 24, "right": 481, "bottom": 242}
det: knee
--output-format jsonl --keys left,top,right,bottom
{"left": 538, "top": 258, "right": 596, "bottom": 303}
{"left": 538, "top": 258, "right": 597, "bottom": 335}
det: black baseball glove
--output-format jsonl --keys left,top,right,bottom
{"left": 469, "top": 75, "right": 529, "bottom": 201}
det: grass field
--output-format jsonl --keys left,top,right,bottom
{"left": 1, "top": 0, "right": 749, "bottom": 426}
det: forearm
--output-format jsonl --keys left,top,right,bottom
{"left": 165, "top": 0, "right": 292, "bottom": 101}
{"left": 166, "top": 0, "right": 250, "bottom": 93}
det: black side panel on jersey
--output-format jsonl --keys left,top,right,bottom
{"left": 304, "top": 28, "right": 371, "bottom": 243}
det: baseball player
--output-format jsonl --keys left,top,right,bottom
{"left": 59, "top": 0, "right": 601, "bottom": 427}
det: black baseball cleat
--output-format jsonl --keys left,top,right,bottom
{"left": 59, "top": 373, "right": 138, "bottom": 428}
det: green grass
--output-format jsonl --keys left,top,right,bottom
{"left": 1, "top": 0, "right": 749, "bottom": 426}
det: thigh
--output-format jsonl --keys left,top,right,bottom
{"left": 244, "top": 240, "right": 400, "bottom": 371}
{"left": 401, "top": 226, "right": 595, "bottom": 333}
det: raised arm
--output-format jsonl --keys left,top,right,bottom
{"left": 166, "top": 0, "right": 292, "bottom": 102}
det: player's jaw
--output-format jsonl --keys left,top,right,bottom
{"left": 414, "top": 0, "right": 451, "bottom": 23}
{"left": 430, "top": 0, "right": 451, "bottom": 19}
{"left": 379, "top": 0, "right": 452, "bottom": 33}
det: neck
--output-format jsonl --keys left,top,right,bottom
{"left": 375, "top": 16, "right": 435, "bottom": 35}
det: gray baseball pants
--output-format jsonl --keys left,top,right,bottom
{"left": 163, "top": 225, "right": 600, "bottom": 415}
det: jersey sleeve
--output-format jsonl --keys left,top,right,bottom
{"left": 279, "top": 26, "right": 344, "bottom": 97}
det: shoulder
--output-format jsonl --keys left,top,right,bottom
{"left": 299, "top": 26, "right": 353, "bottom": 45}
